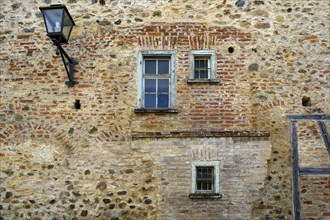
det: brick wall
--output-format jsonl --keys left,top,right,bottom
{"left": 132, "top": 136, "right": 272, "bottom": 220}
{"left": 301, "top": 176, "right": 330, "bottom": 220}
{"left": 131, "top": 23, "right": 253, "bottom": 131}
{"left": 297, "top": 121, "right": 330, "bottom": 167}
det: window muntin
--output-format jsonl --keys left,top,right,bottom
{"left": 191, "top": 161, "right": 220, "bottom": 195}
{"left": 137, "top": 51, "right": 176, "bottom": 110}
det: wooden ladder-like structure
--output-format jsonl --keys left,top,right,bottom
{"left": 288, "top": 114, "right": 330, "bottom": 220}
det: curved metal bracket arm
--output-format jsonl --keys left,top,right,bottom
{"left": 54, "top": 41, "right": 78, "bottom": 87}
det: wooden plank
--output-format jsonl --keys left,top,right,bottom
{"left": 317, "top": 121, "right": 330, "bottom": 156}
{"left": 291, "top": 121, "right": 301, "bottom": 220}
{"left": 131, "top": 130, "right": 270, "bottom": 139}
{"left": 287, "top": 114, "right": 330, "bottom": 121}
{"left": 300, "top": 167, "right": 330, "bottom": 176}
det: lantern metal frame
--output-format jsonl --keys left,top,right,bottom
{"left": 39, "top": 4, "right": 78, "bottom": 87}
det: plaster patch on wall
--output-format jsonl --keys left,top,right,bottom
{"left": 31, "top": 143, "right": 57, "bottom": 163}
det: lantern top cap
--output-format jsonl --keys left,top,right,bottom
{"left": 39, "top": 4, "right": 75, "bottom": 26}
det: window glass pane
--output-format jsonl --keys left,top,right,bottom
{"left": 197, "top": 182, "right": 202, "bottom": 190}
{"left": 208, "top": 169, "right": 213, "bottom": 178}
{"left": 197, "top": 172, "right": 201, "bottom": 179}
{"left": 204, "top": 59, "right": 209, "bottom": 68}
{"left": 199, "top": 59, "right": 205, "bottom": 68}
{"left": 158, "top": 79, "right": 169, "bottom": 93}
{"left": 194, "top": 70, "right": 199, "bottom": 79}
{"left": 145, "top": 94, "right": 156, "bottom": 108}
{"left": 207, "top": 182, "right": 212, "bottom": 190}
{"left": 158, "top": 94, "right": 169, "bottom": 108}
{"left": 201, "top": 70, "right": 208, "bottom": 79}
{"left": 194, "top": 60, "right": 200, "bottom": 68}
{"left": 158, "top": 60, "right": 169, "bottom": 74}
{"left": 145, "top": 60, "right": 156, "bottom": 74}
{"left": 145, "top": 79, "right": 156, "bottom": 93}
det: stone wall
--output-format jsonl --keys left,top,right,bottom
{"left": 0, "top": 122, "right": 159, "bottom": 219}
{"left": 0, "top": 0, "right": 329, "bottom": 219}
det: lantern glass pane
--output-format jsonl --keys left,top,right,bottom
{"left": 62, "top": 11, "right": 74, "bottom": 41}
{"left": 43, "top": 9, "right": 63, "bottom": 33}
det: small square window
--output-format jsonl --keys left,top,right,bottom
{"left": 189, "top": 50, "right": 218, "bottom": 83}
{"left": 190, "top": 161, "right": 221, "bottom": 199}
{"left": 194, "top": 56, "right": 210, "bottom": 79}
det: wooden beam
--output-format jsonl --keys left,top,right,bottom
{"left": 300, "top": 167, "right": 330, "bottom": 176}
{"left": 291, "top": 121, "right": 301, "bottom": 220}
{"left": 287, "top": 114, "right": 330, "bottom": 121}
{"left": 132, "top": 130, "right": 270, "bottom": 139}
{"left": 317, "top": 121, "right": 330, "bottom": 156}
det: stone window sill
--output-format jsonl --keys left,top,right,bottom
{"left": 189, "top": 193, "right": 222, "bottom": 199}
{"left": 187, "top": 79, "right": 220, "bottom": 84}
{"left": 134, "top": 108, "right": 179, "bottom": 113}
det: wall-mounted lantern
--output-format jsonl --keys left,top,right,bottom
{"left": 39, "top": 4, "right": 78, "bottom": 87}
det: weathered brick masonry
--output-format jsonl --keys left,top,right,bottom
{"left": 131, "top": 23, "right": 253, "bottom": 131}
{"left": 0, "top": 0, "right": 329, "bottom": 219}
{"left": 300, "top": 176, "right": 330, "bottom": 219}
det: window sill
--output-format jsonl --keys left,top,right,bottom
{"left": 187, "top": 79, "right": 220, "bottom": 84}
{"left": 189, "top": 193, "right": 222, "bottom": 199}
{"left": 134, "top": 108, "right": 179, "bottom": 113}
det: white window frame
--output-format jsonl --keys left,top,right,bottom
{"left": 191, "top": 161, "right": 220, "bottom": 194}
{"left": 137, "top": 51, "right": 176, "bottom": 109}
{"left": 189, "top": 50, "right": 217, "bottom": 82}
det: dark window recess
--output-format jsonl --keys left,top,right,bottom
{"left": 74, "top": 100, "right": 81, "bottom": 109}
{"left": 196, "top": 166, "right": 214, "bottom": 192}
{"left": 302, "top": 97, "right": 311, "bottom": 107}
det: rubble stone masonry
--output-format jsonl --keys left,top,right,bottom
{"left": 0, "top": 0, "right": 329, "bottom": 219}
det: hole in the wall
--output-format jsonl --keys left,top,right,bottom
{"left": 228, "top": 47, "right": 234, "bottom": 53}
{"left": 302, "top": 97, "right": 311, "bottom": 107}
{"left": 74, "top": 100, "right": 81, "bottom": 109}
{"left": 287, "top": 8, "right": 292, "bottom": 13}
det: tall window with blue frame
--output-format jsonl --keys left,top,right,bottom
{"left": 143, "top": 57, "right": 171, "bottom": 109}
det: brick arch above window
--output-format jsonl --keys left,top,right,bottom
{"left": 0, "top": 122, "right": 69, "bottom": 148}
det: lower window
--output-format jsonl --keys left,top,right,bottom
{"left": 190, "top": 161, "right": 221, "bottom": 199}
{"left": 196, "top": 166, "right": 214, "bottom": 192}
